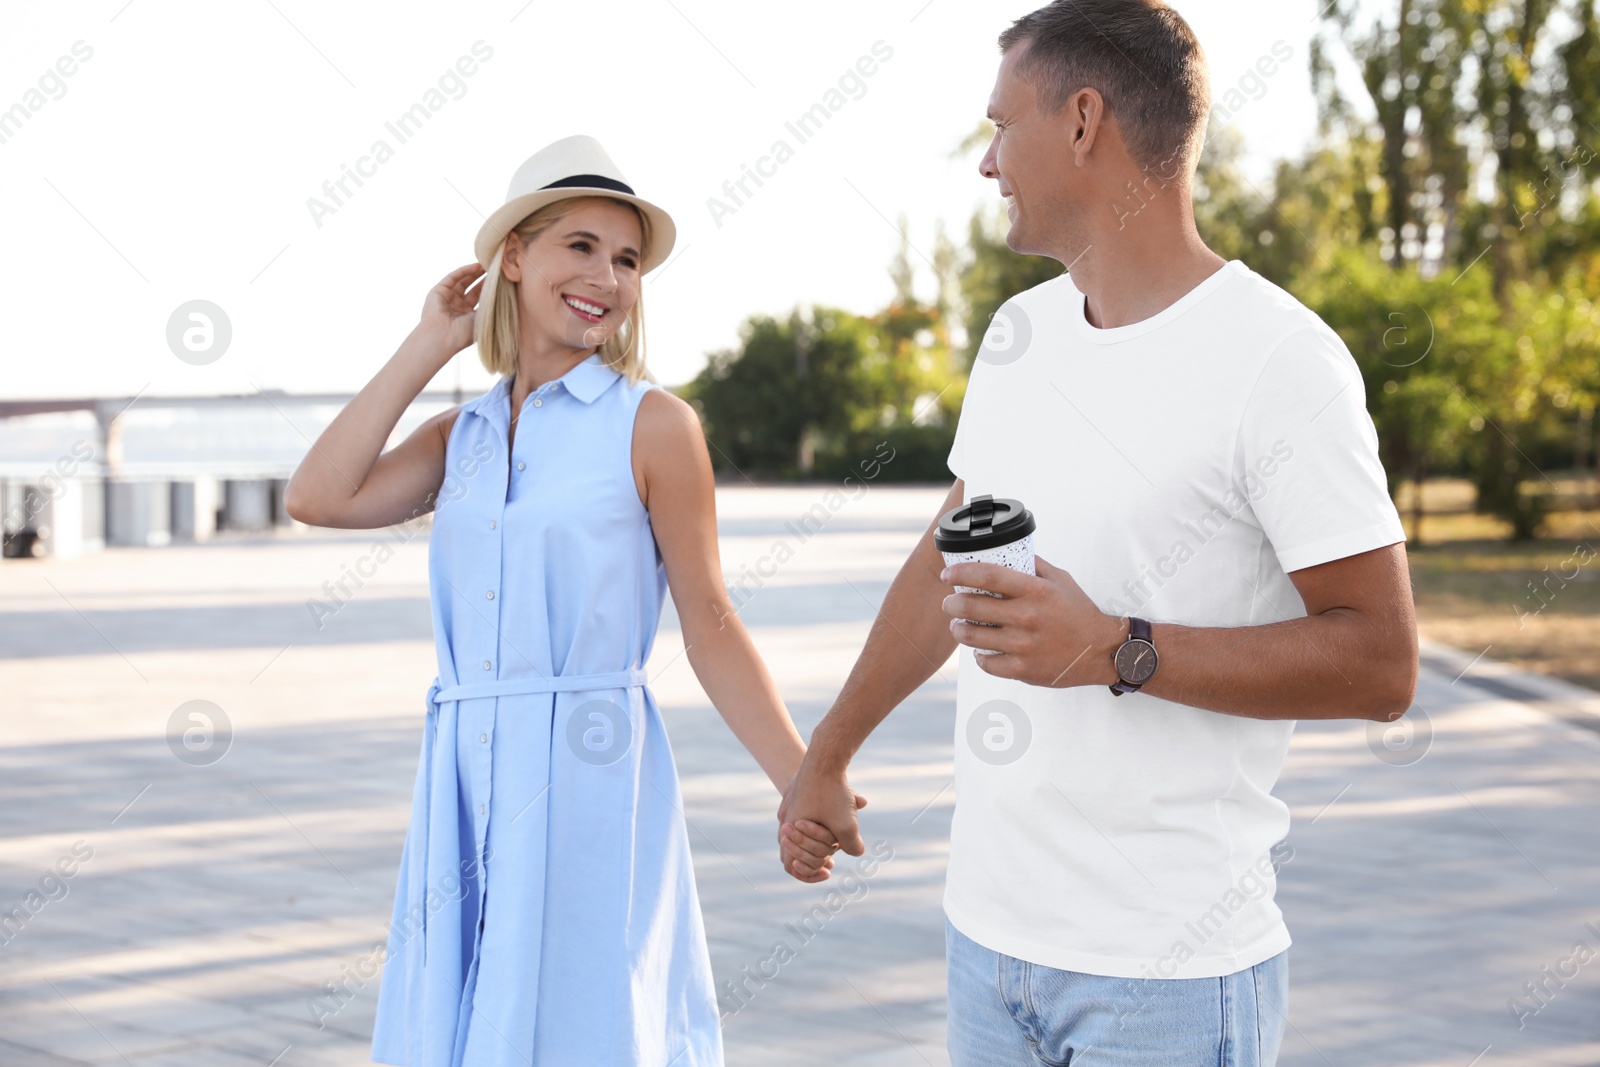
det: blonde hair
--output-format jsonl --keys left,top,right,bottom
{"left": 474, "top": 195, "right": 654, "bottom": 385}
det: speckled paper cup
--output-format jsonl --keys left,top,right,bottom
{"left": 934, "top": 494, "right": 1036, "bottom": 656}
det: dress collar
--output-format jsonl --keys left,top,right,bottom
{"left": 464, "top": 352, "right": 623, "bottom": 431}
{"left": 537, "top": 351, "right": 623, "bottom": 405}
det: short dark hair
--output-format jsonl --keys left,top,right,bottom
{"left": 998, "top": 0, "right": 1210, "bottom": 177}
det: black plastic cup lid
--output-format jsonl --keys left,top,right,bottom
{"left": 933, "top": 494, "right": 1036, "bottom": 552}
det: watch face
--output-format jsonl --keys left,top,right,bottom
{"left": 1115, "top": 639, "right": 1158, "bottom": 684}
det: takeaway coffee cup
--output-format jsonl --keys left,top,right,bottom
{"left": 934, "top": 494, "right": 1036, "bottom": 656}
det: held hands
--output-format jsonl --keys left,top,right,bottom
{"left": 776, "top": 757, "right": 868, "bottom": 883}
{"left": 420, "top": 263, "right": 488, "bottom": 357}
{"left": 941, "top": 554, "right": 1124, "bottom": 689}
{"left": 776, "top": 555, "right": 1115, "bottom": 882}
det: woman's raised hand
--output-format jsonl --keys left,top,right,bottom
{"left": 420, "top": 263, "right": 488, "bottom": 356}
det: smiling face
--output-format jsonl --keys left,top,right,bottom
{"left": 978, "top": 41, "right": 1099, "bottom": 263}
{"left": 500, "top": 197, "right": 644, "bottom": 353}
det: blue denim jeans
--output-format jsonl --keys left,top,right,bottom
{"left": 945, "top": 917, "right": 1287, "bottom": 1066}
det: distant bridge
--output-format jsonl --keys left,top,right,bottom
{"left": 0, "top": 389, "right": 472, "bottom": 421}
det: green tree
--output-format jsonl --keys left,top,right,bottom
{"left": 680, "top": 223, "right": 966, "bottom": 482}
{"left": 681, "top": 307, "right": 889, "bottom": 478}
{"left": 1314, "top": 0, "right": 1600, "bottom": 536}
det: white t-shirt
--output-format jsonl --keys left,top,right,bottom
{"left": 943, "top": 258, "right": 1405, "bottom": 980}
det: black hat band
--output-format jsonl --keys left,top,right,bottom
{"left": 538, "top": 174, "right": 636, "bottom": 196}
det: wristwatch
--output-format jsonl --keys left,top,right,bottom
{"left": 1110, "top": 617, "right": 1158, "bottom": 696}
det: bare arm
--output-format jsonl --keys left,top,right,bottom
{"left": 633, "top": 389, "right": 812, "bottom": 794}
{"left": 775, "top": 479, "right": 966, "bottom": 872}
{"left": 804, "top": 478, "right": 964, "bottom": 772}
{"left": 284, "top": 264, "right": 485, "bottom": 530}
{"left": 1136, "top": 544, "right": 1418, "bottom": 718}
{"left": 939, "top": 541, "right": 1417, "bottom": 721}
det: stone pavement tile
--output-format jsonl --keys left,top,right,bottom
{"left": 88, "top": 1044, "right": 269, "bottom": 1067}
{"left": 1324, "top": 1035, "right": 1600, "bottom": 1067}
{"left": 161, "top": 960, "right": 380, "bottom": 1040}
{"left": 834, "top": 1043, "right": 952, "bottom": 1067}
{"left": 1513, "top": 986, "right": 1600, "bottom": 1046}
{"left": 719, "top": 1045, "right": 837, "bottom": 1067}
{"left": 1283, "top": 1032, "right": 1488, "bottom": 1067}
{"left": 7, "top": 961, "right": 374, "bottom": 1062}
{"left": 0, "top": 1035, "right": 93, "bottom": 1067}
{"left": 1275, "top": 686, "right": 1600, "bottom": 1067}
{"left": 246, "top": 974, "right": 384, "bottom": 1041}
{"left": 728, "top": 962, "right": 945, "bottom": 1027}
{"left": 181, "top": 1015, "right": 378, "bottom": 1066}
{"left": 8, "top": 953, "right": 380, "bottom": 1061}
{"left": 725, "top": 1030, "right": 930, "bottom": 1067}
{"left": 1, "top": 971, "right": 276, "bottom": 1060}
{"left": 724, "top": 1008, "right": 947, "bottom": 1067}
{"left": 1534, "top": 1041, "right": 1600, "bottom": 1067}
{"left": 8, "top": 922, "right": 383, "bottom": 1001}
{"left": 0, "top": 926, "right": 141, "bottom": 971}
{"left": 0, "top": 1013, "right": 195, "bottom": 1064}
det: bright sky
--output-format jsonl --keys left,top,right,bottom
{"left": 0, "top": 0, "right": 1361, "bottom": 400}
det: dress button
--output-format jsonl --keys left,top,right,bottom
{"left": 489, "top": 520, "right": 496, "bottom": 530}
{"left": 517, "top": 461, "right": 526, "bottom": 471}
{"left": 480, "top": 733, "right": 487, "bottom": 743}
{"left": 533, "top": 397, "right": 542, "bottom": 408}
{"left": 479, "top": 805, "right": 486, "bottom": 815}
{"left": 483, "top": 660, "right": 492, "bottom": 670}
{"left": 486, "top": 590, "right": 495, "bottom": 600}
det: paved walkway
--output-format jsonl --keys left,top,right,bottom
{"left": 1, "top": 486, "right": 1596, "bottom": 1066}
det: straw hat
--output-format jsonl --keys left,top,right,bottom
{"left": 473, "top": 134, "right": 677, "bottom": 274}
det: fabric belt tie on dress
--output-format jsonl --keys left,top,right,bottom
{"left": 426, "top": 667, "right": 650, "bottom": 707}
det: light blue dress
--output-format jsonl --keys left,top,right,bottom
{"left": 370, "top": 352, "right": 724, "bottom": 1066}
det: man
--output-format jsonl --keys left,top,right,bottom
{"left": 776, "top": 2, "right": 1418, "bottom": 1064}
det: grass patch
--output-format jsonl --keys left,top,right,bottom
{"left": 1407, "top": 509, "right": 1600, "bottom": 690}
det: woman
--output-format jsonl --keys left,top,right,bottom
{"left": 284, "top": 135, "right": 849, "bottom": 1066}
